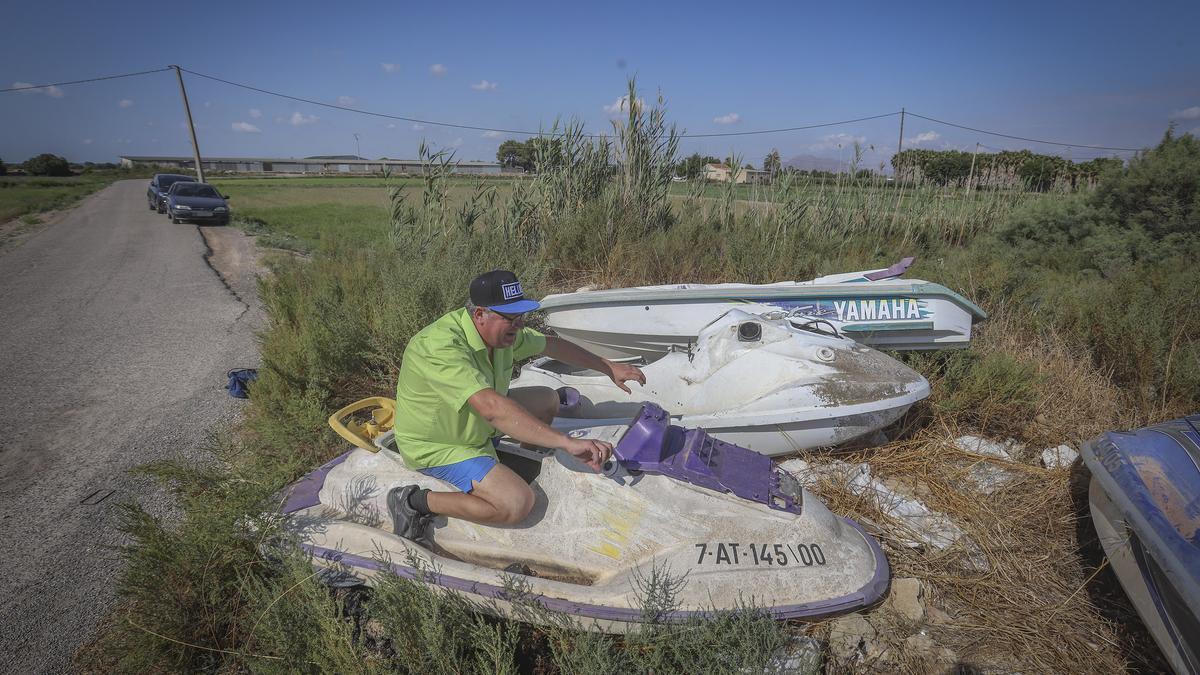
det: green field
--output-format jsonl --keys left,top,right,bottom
{"left": 0, "top": 172, "right": 141, "bottom": 223}
{"left": 211, "top": 173, "right": 1047, "bottom": 259}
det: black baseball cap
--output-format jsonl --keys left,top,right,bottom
{"left": 469, "top": 270, "right": 540, "bottom": 314}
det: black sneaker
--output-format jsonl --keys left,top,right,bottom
{"left": 387, "top": 485, "right": 432, "bottom": 544}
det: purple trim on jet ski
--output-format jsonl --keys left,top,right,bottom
{"left": 282, "top": 451, "right": 352, "bottom": 514}
{"left": 863, "top": 256, "right": 915, "bottom": 281}
{"left": 615, "top": 404, "right": 802, "bottom": 514}
{"left": 556, "top": 386, "right": 582, "bottom": 417}
{"left": 300, "top": 516, "right": 888, "bottom": 623}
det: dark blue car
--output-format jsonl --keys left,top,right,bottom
{"left": 164, "top": 182, "right": 231, "bottom": 225}
{"left": 146, "top": 173, "right": 195, "bottom": 213}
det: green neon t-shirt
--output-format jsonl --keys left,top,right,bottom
{"left": 392, "top": 308, "right": 546, "bottom": 469}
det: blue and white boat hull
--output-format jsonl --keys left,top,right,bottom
{"left": 1082, "top": 415, "right": 1200, "bottom": 674}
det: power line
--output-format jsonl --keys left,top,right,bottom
{"left": 0, "top": 67, "right": 173, "bottom": 93}
{"left": 681, "top": 112, "right": 900, "bottom": 137}
{"left": 183, "top": 67, "right": 899, "bottom": 140}
{"left": 0, "top": 65, "right": 1152, "bottom": 153}
{"left": 181, "top": 68, "right": 550, "bottom": 137}
{"left": 907, "top": 111, "right": 1144, "bottom": 152}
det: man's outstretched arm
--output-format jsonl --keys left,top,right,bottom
{"left": 541, "top": 335, "right": 646, "bottom": 393}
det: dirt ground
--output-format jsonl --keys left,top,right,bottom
{"left": 0, "top": 209, "right": 63, "bottom": 256}
{"left": 200, "top": 224, "right": 269, "bottom": 304}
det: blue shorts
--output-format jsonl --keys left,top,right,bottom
{"left": 419, "top": 455, "right": 497, "bottom": 493}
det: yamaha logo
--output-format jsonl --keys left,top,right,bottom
{"left": 501, "top": 281, "right": 523, "bottom": 300}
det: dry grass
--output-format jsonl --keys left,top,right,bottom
{"left": 792, "top": 314, "right": 1173, "bottom": 673}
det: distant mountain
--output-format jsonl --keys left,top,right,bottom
{"left": 783, "top": 154, "right": 846, "bottom": 173}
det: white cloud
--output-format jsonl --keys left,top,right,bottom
{"left": 471, "top": 80, "right": 497, "bottom": 91}
{"left": 713, "top": 112, "right": 740, "bottom": 125}
{"left": 204, "top": 101, "right": 211, "bottom": 108}
{"left": 12, "top": 82, "right": 64, "bottom": 98}
{"left": 82, "top": 138, "right": 93, "bottom": 145}
{"left": 1171, "top": 106, "right": 1200, "bottom": 120}
{"left": 337, "top": 95, "right": 356, "bottom": 106}
{"left": 386, "top": 123, "right": 397, "bottom": 129}
{"left": 381, "top": 62, "right": 400, "bottom": 73}
{"left": 412, "top": 123, "right": 426, "bottom": 131}
{"left": 906, "top": 131, "right": 941, "bottom": 145}
{"left": 118, "top": 99, "right": 134, "bottom": 108}
{"left": 288, "top": 112, "right": 318, "bottom": 126}
{"left": 603, "top": 94, "right": 645, "bottom": 115}
{"left": 449, "top": 137, "right": 463, "bottom": 148}
{"left": 249, "top": 108, "right": 262, "bottom": 118}
{"left": 809, "top": 133, "right": 868, "bottom": 152}
{"left": 430, "top": 63, "right": 447, "bottom": 76}
{"left": 482, "top": 130, "right": 503, "bottom": 138}
{"left": 145, "top": 121, "right": 155, "bottom": 127}
{"left": 232, "top": 121, "right": 262, "bottom": 133}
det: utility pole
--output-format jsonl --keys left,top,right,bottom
{"left": 353, "top": 133, "right": 361, "bottom": 159}
{"left": 967, "top": 142, "right": 980, "bottom": 194}
{"left": 896, "top": 107, "right": 906, "bottom": 183}
{"left": 171, "top": 65, "right": 205, "bottom": 183}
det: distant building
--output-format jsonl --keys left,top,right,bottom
{"left": 701, "top": 163, "right": 770, "bottom": 184}
{"left": 118, "top": 155, "right": 502, "bottom": 176}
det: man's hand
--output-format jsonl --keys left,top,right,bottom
{"left": 543, "top": 336, "right": 648, "bottom": 394}
{"left": 563, "top": 437, "right": 613, "bottom": 472}
{"left": 607, "top": 361, "right": 647, "bottom": 394}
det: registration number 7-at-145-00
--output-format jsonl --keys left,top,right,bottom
{"left": 695, "top": 543, "right": 827, "bottom": 566}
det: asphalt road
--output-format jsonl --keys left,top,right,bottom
{"left": 0, "top": 180, "right": 262, "bottom": 673}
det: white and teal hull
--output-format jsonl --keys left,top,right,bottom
{"left": 541, "top": 277, "right": 986, "bottom": 359}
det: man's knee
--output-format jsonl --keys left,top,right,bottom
{"left": 496, "top": 482, "right": 534, "bottom": 524}
{"left": 474, "top": 464, "right": 536, "bottom": 525}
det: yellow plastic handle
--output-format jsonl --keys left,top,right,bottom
{"left": 327, "top": 397, "right": 397, "bottom": 452}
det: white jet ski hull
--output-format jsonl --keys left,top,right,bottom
{"left": 518, "top": 309, "right": 930, "bottom": 456}
{"left": 282, "top": 405, "right": 890, "bottom": 633}
{"left": 540, "top": 266, "right": 986, "bottom": 358}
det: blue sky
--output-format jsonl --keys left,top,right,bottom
{"left": 2, "top": 0, "right": 1197, "bottom": 169}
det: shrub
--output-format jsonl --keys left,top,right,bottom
{"left": 24, "top": 153, "right": 72, "bottom": 176}
{"left": 1093, "top": 129, "right": 1199, "bottom": 242}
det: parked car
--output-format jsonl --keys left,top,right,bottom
{"left": 164, "top": 182, "right": 231, "bottom": 225}
{"left": 146, "top": 173, "right": 196, "bottom": 212}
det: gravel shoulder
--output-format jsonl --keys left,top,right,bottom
{"left": 0, "top": 180, "right": 265, "bottom": 673}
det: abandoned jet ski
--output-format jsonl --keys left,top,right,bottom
{"left": 539, "top": 257, "right": 986, "bottom": 359}
{"left": 281, "top": 398, "right": 890, "bottom": 633}
{"left": 1081, "top": 415, "right": 1200, "bottom": 674}
{"left": 515, "top": 309, "right": 930, "bottom": 456}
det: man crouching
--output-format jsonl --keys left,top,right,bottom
{"left": 388, "top": 270, "right": 646, "bottom": 542}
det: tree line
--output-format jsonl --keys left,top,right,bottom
{"left": 892, "top": 148, "right": 1124, "bottom": 191}
{"left": 497, "top": 136, "right": 1125, "bottom": 192}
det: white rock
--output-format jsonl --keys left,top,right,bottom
{"left": 1041, "top": 444, "right": 1079, "bottom": 469}
{"left": 967, "top": 463, "right": 1016, "bottom": 494}
{"left": 827, "top": 613, "right": 877, "bottom": 662}
{"left": 778, "top": 459, "right": 964, "bottom": 550}
{"left": 886, "top": 577, "right": 926, "bottom": 624}
{"left": 766, "top": 635, "right": 823, "bottom": 674}
{"left": 954, "top": 435, "right": 1023, "bottom": 459}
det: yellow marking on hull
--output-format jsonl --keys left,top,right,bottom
{"left": 587, "top": 542, "right": 623, "bottom": 560}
